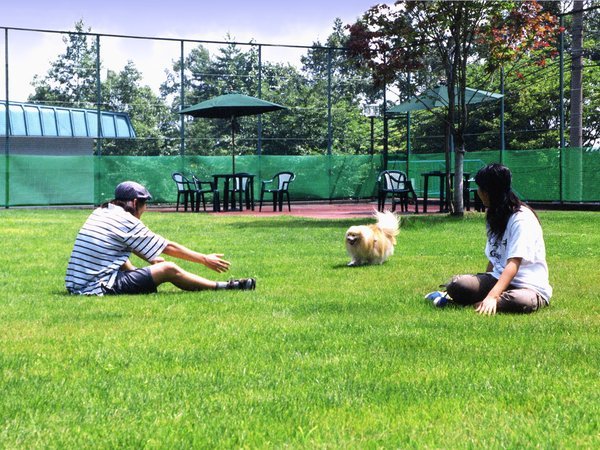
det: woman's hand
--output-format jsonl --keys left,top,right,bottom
{"left": 202, "top": 253, "right": 231, "bottom": 273}
{"left": 475, "top": 258, "right": 521, "bottom": 316}
{"left": 475, "top": 296, "right": 498, "bottom": 315}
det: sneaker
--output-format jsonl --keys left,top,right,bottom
{"left": 425, "top": 290, "right": 450, "bottom": 307}
{"left": 226, "top": 278, "right": 256, "bottom": 290}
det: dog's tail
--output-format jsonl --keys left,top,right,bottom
{"left": 374, "top": 210, "right": 400, "bottom": 239}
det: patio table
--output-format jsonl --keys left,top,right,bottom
{"left": 422, "top": 171, "right": 471, "bottom": 213}
{"left": 212, "top": 173, "right": 255, "bottom": 212}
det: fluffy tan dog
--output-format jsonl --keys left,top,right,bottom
{"left": 345, "top": 210, "right": 400, "bottom": 266}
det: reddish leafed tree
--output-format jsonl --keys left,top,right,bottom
{"left": 347, "top": 0, "right": 562, "bottom": 215}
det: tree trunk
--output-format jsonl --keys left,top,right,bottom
{"left": 452, "top": 143, "right": 465, "bottom": 217}
{"left": 444, "top": 121, "right": 452, "bottom": 213}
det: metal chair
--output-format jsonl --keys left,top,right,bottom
{"left": 192, "top": 175, "right": 220, "bottom": 212}
{"left": 377, "top": 170, "right": 419, "bottom": 213}
{"left": 259, "top": 171, "right": 295, "bottom": 212}
{"left": 171, "top": 172, "right": 195, "bottom": 212}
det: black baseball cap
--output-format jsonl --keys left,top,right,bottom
{"left": 114, "top": 181, "right": 152, "bottom": 201}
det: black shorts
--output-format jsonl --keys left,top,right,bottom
{"left": 102, "top": 267, "right": 157, "bottom": 295}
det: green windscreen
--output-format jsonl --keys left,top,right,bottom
{"left": 1, "top": 149, "right": 598, "bottom": 207}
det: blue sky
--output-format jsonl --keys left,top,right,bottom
{"left": 3, "top": 0, "right": 376, "bottom": 44}
{"left": 2, "top": 0, "right": 381, "bottom": 99}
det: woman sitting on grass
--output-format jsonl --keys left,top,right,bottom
{"left": 435, "top": 163, "right": 552, "bottom": 315}
{"left": 65, "top": 181, "right": 256, "bottom": 296}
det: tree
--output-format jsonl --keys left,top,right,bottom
{"left": 258, "top": 62, "right": 322, "bottom": 155}
{"left": 160, "top": 44, "right": 215, "bottom": 155}
{"left": 302, "top": 18, "right": 375, "bottom": 101}
{"left": 29, "top": 20, "right": 98, "bottom": 108}
{"left": 348, "top": 0, "right": 562, "bottom": 215}
{"left": 28, "top": 21, "right": 172, "bottom": 155}
{"left": 102, "top": 62, "right": 172, "bottom": 155}
{"left": 160, "top": 23, "right": 378, "bottom": 157}
{"left": 301, "top": 18, "right": 381, "bottom": 154}
{"left": 582, "top": 4, "right": 600, "bottom": 148}
{"left": 161, "top": 40, "right": 263, "bottom": 156}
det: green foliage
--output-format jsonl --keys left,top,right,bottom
{"left": 156, "top": 19, "right": 380, "bottom": 157}
{"left": 580, "top": 6, "right": 600, "bottom": 147}
{"left": 20, "top": 10, "right": 599, "bottom": 160}
{"left": 102, "top": 62, "right": 174, "bottom": 155}
{"left": 28, "top": 20, "right": 174, "bottom": 156}
{"left": 0, "top": 210, "right": 598, "bottom": 447}
{"left": 29, "top": 20, "right": 99, "bottom": 108}
{"left": 347, "top": 1, "right": 564, "bottom": 214}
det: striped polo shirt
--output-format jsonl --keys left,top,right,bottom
{"left": 65, "top": 204, "right": 168, "bottom": 295}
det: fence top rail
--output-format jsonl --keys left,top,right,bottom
{"left": 0, "top": 25, "right": 347, "bottom": 52}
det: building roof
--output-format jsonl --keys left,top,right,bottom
{"left": 0, "top": 101, "right": 136, "bottom": 138}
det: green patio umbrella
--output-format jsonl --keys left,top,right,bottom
{"left": 179, "top": 93, "right": 286, "bottom": 174}
{"left": 385, "top": 85, "right": 503, "bottom": 204}
{"left": 386, "top": 84, "right": 504, "bottom": 170}
{"left": 387, "top": 85, "right": 503, "bottom": 115}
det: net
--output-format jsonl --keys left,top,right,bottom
{"left": 1, "top": 149, "right": 598, "bottom": 207}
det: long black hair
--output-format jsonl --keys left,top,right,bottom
{"left": 475, "top": 163, "right": 523, "bottom": 239}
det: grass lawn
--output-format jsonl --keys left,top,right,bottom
{"left": 0, "top": 209, "right": 598, "bottom": 448}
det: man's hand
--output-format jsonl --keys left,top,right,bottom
{"left": 475, "top": 296, "right": 498, "bottom": 315}
{"left": 120, "top": 259, "right": 137, "bottom": 271}
{"left": 202, "top": 253, "right": 231, "bottom": 273}
{"left": 162, "top": 242, "right": 231, "bottom": 273}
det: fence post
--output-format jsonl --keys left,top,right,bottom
{"left": 327, "top": 48, "right": 332, "bottom": 156}
{"left": 180, "top": 40, "right": 185, "bottom": 158}
{"left": 257, "top": 44, "right": 262, "bottom": 156}
{"left": 95, "top": 34, "right": 102, "bottom": 206}
{"left": 559, "top": 15, "right": 565, "bottom": 204}
{"left": 406, "top": 72, "right": 412, "bottom": 179}
{"left": 406, "top": 111, "right": 411, "bottom": 177}
{"left": 383, "top": 83, "right": 388, "bottom": 171}
{"left": 4, "top": 28, "right": 9, "bottom": 208}
{"left": 500, "top": 66, "right": 505, "bottom": 165}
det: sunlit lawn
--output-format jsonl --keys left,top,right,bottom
{"left": 0, "top": 209, "right": 598, "bottom": 448}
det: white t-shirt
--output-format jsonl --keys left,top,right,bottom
{"left": 65, "top": 204, "right": 167, "bottom": 295}
{"left": 485, "top": 206, "right": 552, "bottom": 302}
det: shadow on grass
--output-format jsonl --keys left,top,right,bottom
{"left": 331, "top": 263, "right": 351, "bottom": 269}
{"left": 226, "top": 213, "right": 480, "bottom": 230}
{"left": 330, "top": 263, "right": 398, "bottom": 270}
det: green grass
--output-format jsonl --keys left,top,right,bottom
{"left": 0, "top": 209, "right": 598, "bottom": 448}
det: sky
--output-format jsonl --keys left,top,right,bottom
{"left": 1, "top": 0, "right": 381, "bottom": 100}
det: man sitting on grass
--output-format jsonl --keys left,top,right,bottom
{"left": 65, "top": 181, "right": 255, "bottom": 296}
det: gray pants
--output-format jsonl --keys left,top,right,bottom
{"left": 446, "top": 273, "right": 547, "bottom": 314}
